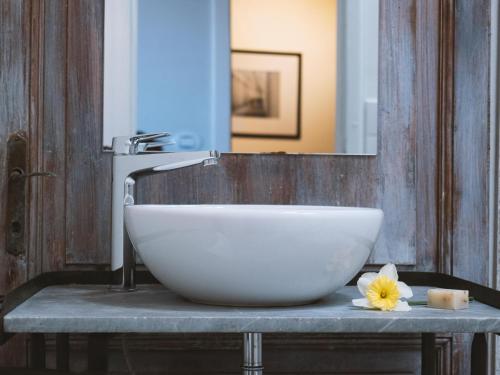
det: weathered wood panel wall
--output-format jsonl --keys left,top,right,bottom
{"left": 0, "top": 0, "right": 494, "bottom": 373}
{"left": 450, "top": 1, "right": 491, "bottom": 374}
{"left": 35, "top": 0, "right": 423, "bottom": 268}
{"left": 25, "top": 0, "right": 440, "bottom": 270}
{"left": 0, "top": 0, "right": 31, "bottom": 367}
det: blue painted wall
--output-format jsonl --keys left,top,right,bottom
{"left": 137, "top": 0, "right": 230, "bottom": 151}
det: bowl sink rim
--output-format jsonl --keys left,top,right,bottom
{"left": 127, "top": 204, "right": 382, "bottom": 212}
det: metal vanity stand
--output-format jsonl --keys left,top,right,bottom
{"left": 1, "top": 272, "right": 499, "bottom": 375}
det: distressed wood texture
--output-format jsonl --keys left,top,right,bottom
{"left": 36, "top": 1, "right": 438, "bottom": 268}
{"left": 450, "top": 1, "right": 491, "bottom": 374}
{"left": 416, "top": 0, "right": 440, "bottom": 272}
{"left": 65, "top": 0, "right": 112, "bottom": 265}
{"left": 40, "top": 0, "right": 68, "bottom": 273}
{"left": 0, "top": 0, "right": 32, "bottom": 367}
{"left": 0, "top": 0, "right": 30, "bottom": 291}
{"left": 49, "top": 0, "right": 424, "bottom": 266}
{"left": 452, "top": 0, "right": 490, "bottom": 284}
{"left": 0, "top": 0, "right": 494, "bottom": 374}
{"left": 8, "top": 0, "right": 419, "bottom": 267}
{"left": 40, "top": 333, "right": 452, "bottom": 374}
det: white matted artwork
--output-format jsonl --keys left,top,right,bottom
{"left": 231, "top": 51, "right": 301, "bottom": 138}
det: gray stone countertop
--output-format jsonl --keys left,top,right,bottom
{"left": 4, "top": 285, "right": 500, "bottom": 334}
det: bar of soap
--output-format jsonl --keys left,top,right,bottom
{"left": 427, "top": 288, "right": 469, "bottom": 310}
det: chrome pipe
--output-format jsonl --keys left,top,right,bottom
{"left": 121, "top": 177, "right": 136, "bottom": 291}
{"left": 110, "top": 177, "right": 136, "bottom": 292}
{"left": 242, "top": 333, "right": 263, "bottom": 375}
{"left": 121, "top": 227, "right": 135, "bottom": 291}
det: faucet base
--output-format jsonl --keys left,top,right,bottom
{"left": 108, "top": 285, "right": 137, "bottom": 293}
{"left": 108, "top": 266, "right": 136, "bottom": 292}
{"left": 114, "top": 216, "right": 137, "bottom": 292}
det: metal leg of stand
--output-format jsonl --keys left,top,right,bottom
{"left": 88, "top": 333, "right": 109, "bottom": 372}
{"left": 471, "top": 333, "right": 487, "bottom": 375}
{"left": 421, "top": 333, "right": 436, "bottom": 375}
{"left": 56, "top": 333, "right": 70, "bottom": 371}
{"left": 29, "top": 333, "right": 46, "bottom": 369}
{"left": 242, "top": 333, "right": 263, "bottom": 375}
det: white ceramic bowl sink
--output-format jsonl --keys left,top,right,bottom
{"left": 125, "top": 205, "right": 383, "bottom": 306}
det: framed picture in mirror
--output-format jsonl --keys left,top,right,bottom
{"left": 231, "top": 50, "right": 301, "bottom": 139}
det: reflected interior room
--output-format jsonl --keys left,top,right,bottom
{"left": 103, "top": 0, "right": 379, "bottom": 154}
{"left": 1, "top": 0, "right": 500, "bottom": 374}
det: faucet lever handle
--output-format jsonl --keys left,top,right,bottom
{"left": 130, "top": 132, "right": 172, "bottom": 154}
{"left": 112, "top": 132, "right": 172, "bottom": 155}
{"left": 131, "top": 132, "right": 171, "bottom": 143}
{"left": 136, "top": 141, "right": 176, "bottom": 153}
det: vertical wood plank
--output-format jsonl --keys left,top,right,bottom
{"left": 27, "top": 0, "right": 45, "bottom": 281}
{"left": 437, "top": 0, "right": 456, "bottom": 276}
{"left": 452, "top": 1, "right": 491, "bottom": 374}
{"left": 374, "top": 0, "right": 417, "bottom": 264}
{"left": 453, "top": 0, "right": 490, "bottom": 283}
{"left": 0, "top": 0, "right": 31, "bottom": 367}
{"left": 0, "top": 0, "right": 30, "bottom": 296}
{"left": 416, "top": 0, "right": 440, "bottom": 271}
{"left": 65, "top": 0, "right": 112, "bottom": 264}
{"left": 41, "top": 0, "right": 68, "bottom": 272}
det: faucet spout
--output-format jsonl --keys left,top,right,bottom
{"left": 153, "top": 150, "right": 219, "bottom": 172}
{"left": 111, "top": 134, "right": 220, "bottom": 290}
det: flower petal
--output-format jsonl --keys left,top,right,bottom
{"left": 397, "top": 281, "right": 413, "bottom": 299}
{"left": 378, "top": 263, "right": 398, "bottom": 281}
{"left": 393, "top": 300, "right": 411, "bottom": 312}
{"left": 352, "top": 298, "right": 372, "bottom": 309}
{"left": 357, "top": 272, "right": 378, "bottom": 296}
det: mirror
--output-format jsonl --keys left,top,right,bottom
{"left": 103, "top": 0, "right": 379, "bottom": 154}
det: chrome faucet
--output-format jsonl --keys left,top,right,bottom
{"left": 111, "top": 132, "right": 220, "bottom": 291}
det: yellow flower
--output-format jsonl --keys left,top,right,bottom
{"left": 352, "top": 263, "right": 413, "bottom": 311}
{"left": 365, "top": 275, "right": 400, "bottom": 311}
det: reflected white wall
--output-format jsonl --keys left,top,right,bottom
{"left": 137, "top": 0, "right": 230, "bottom": 152}
{"left": 103, "top": 0, "right": 138, "bottom": 148}
{"left": 336, "top": 0, "right": 379, "bottom": 154}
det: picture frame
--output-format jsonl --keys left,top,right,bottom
{"left": 231, "top": 50, "right": 301, "bottom": 139}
